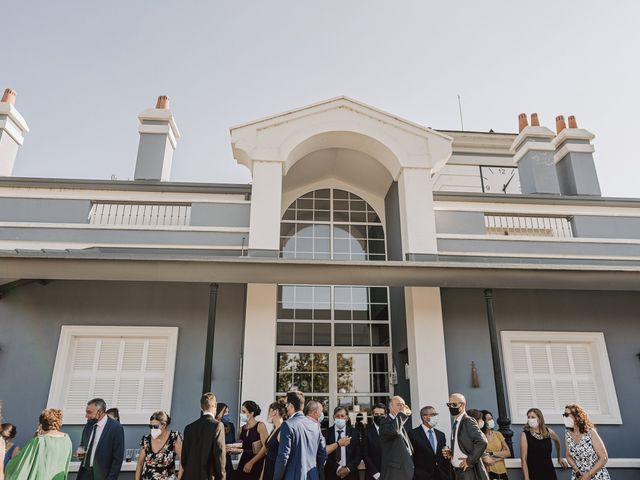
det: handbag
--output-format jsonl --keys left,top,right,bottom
{"left": 251, "top": 439, "right": 263, "bottom": 455}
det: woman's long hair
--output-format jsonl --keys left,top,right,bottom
{"left": 524, "top": 407, "right": 550, "bottom": 438}
{"left": 565, "top": 404, "right": 594, "bottom": 434}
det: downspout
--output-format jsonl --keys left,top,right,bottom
{"left": 202, "top": 283, "right": 219, "bottom": 394}
{"left": 483, "top": 288, "right": 514, "bottom": 454}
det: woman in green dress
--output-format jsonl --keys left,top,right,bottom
{"left": 5, "top": 408, "right": 72, "bottom": 480}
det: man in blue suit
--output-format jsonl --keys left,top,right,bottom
{"left": 77, "top": 398, "right": 124, "bottom": 480}
{"left": 274, "top": 391, "right": 327, "bottom": 480}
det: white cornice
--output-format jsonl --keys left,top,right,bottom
{"left": 0, "top": 103, "right": 29, "bottom": 133}
{"left": 552, "top": 127, "right": 595, "bottom": 147}
{"left": 510, "top": 126, "right": 555, "bottom": 153}
{"left": 138, "top": 108, "right": 181, "bottom": 142}
{"left": 512, "top": 141, "right": 555, "bottom": 164}
{"left": 554, "top": 142, "right": 596, "bottom": 164}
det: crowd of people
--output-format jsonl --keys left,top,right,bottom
{"left": 0, "top": 392, "right": 610, "bottom": 480}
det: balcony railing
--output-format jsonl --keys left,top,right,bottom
{"left": 89, "top": 202, "right": 192, "bottom": 227}
{"left": 485, "top": 213, "right": 574, "bottom": 238}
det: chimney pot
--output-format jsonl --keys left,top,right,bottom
{"left": 1, "top": 88, "right": 16, "bottom": 105}
{"left": 568, "top": 115, "right": 578, "bottom": 129}
{"left": 556, "top": 115, "right": 566, "bottom": 134}
{"left": 530, "top": 113, "right": 540, "bottom": 127}
{"left": 518, "top": 113, "right": 529, "bottom": 132}
{"left": 155, "top": 95, "right": 170, "bottom": 109}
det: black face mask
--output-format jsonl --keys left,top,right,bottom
{"left": 448, "top": 406, "right": 462, "bottom": 416}
{"left": 373, "top": 416, "right": 383, "bottom": 426}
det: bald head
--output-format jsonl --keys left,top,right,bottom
{"left": 388, "top": 396, "right": 411, "bottom": 417}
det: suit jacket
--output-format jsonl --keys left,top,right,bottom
{"left": 181, "top": 414, "right": 227, "bottom": 480}
{"left": 77, "top": 417, "right": 124, "bottom": 480}
{"left": 409, "top": 425, "right": 451, "bottom": 480}
{"left": 362, "top": 423, "right": 382, "bottom": 480}
{"left": 452, "top": 415, "right": 488, "bottom": 480}
{"left": 322, "top": 424, "right": 361, "bottom": 480}
{"left": 273, "top": 411, "right": 328, "bottom": 480}
{"left": 378, "top": 413, "right": 413, "bottom": 480}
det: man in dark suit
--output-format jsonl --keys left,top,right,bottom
{"left": 362, "top": 403, "right": 385, "bottom": 480}
{"left": 77, "top": 398, "right": 124, "bottom": 480}
{"left": 322, "top": 406, "right": 360, "bottom": 480}
{"left": 274, "top": 391, "right": 327, "bottom": 480}
{"left": 409, "top": 405, "right": 451, "bottom": 480}
{"left": 180, "top": 392, "right": 226, "bottom": 480}
{"left": 379, "top": 396, "right": 414, "bottom": 480}
{"left": 446, "top": 393, "right": 488, "bottom": 480}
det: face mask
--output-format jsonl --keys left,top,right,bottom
{"left": 150, "top": 427, "right": 162, "bottom": 439}
{"left": 428, "top": 415, "right": 439, "bottom": 427}
{"left": 448, "top": 406, "right": 461, "bottom": 416}
{"left": 240, "top": 413, "right": 249, "bottom": 424}
{"left": 486, "top": 420, "right": 495, "bottom": 430}
{"left": 563, "top": 416, "right": 574, "bottom": 429}
{"left": 478, "top": 420, "right": 485, "bottom": 429}
{"left": 319, "top": 413, "right": 325, "bottom": 424}
{"left": 373, "top": 416, "right": 383, "bottom": 426}
{"left": 334, "top": 418, "right": 347, "bottom": 429}
{"left": 527, "top": 418, "right": 539, "bottom": 429}
{"left": 222, "top": 414, "right": 230, "bottom": 423}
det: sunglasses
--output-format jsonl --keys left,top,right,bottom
{"left": 148, "top": 424, "right": 162, "bottom": 429}
{"left": 562, "top": 413, "right": 572, "bottom": 418}
{"left": 446, "top": 403, "right": 461, "bottom": 408}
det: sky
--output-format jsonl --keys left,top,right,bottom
{"left": 2, "top": 1, "right": 640, "bottom": 197}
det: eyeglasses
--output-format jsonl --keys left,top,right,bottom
{"left": 446, "top": 403, "right": 461, "bottom": 408}
{"left": 148, "top": 424, "right": 161, "bottom": 429}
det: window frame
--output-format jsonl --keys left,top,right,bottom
{"left": 47, "top": 325, "right": 179, "bottom": 425}
{"left": 501, "top": 330, "right": 622, "bottom": 425}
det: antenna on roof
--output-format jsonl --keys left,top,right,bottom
{"left": 457, "top": 94, "right": 465, "bottom": 131}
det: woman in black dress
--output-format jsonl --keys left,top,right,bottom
{"left": 520, "top": 408, "right": 569, "bottom": 480}
{"left": 236, "top": 400, "right": 269, "bottom": 480}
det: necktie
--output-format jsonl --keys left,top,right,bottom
{"left": 83, "top": 423, "right": 98, "bottom": 468}
{"left": 336, "top": 430, "right": 344, "bottom": 464}
{"left": 428, "top": 428, "right": 436, "bottom": 452}
{"left": 451, "top": 420, "right": 458, "bottom": 451}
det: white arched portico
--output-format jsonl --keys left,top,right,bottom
{"left": 231, "top": 97, "right": 453, "bottom": 427}
{"left": 231, "top": 96, "right": 453, "bottom": 258}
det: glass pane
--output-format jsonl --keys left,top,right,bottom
{"left": 276, "top": 323, "right": 293, "bottom": 345}
{"left": 296, "top": 209, "right": 313, "bottom": 221}
{"left": 371, "top": 373, "right": 390, "bottom": 392}
{"left": 282, "top": 209, "right": 296, "bottom": 221}
{"left": 334, "top": 309, "right": 351, "bottom": 320}
{"left": 296, "top": 224, "right": 315, "bottom": 238}
{"left": 350, "top": 211, "right": 367, "bottom": 223}
{"left": 295, "top": 307, "right": 312, "bottom": 320}
{"left": 296, "top": 237, "right": 313, "bottom": 252}
{"left": 297, "top": 353, "right": 313, "bottom": 371}
{"left": 349, "top": 224, "right": 367, "bottom": 239}
{"left": 294, "top": 323, "right": 313, "bottom": 345}
{"left": 370, "top": 304, "right": 388, "bottom": 321}
{"left": 334, "top": 200, "right": 350, "bottom": 211}
{"left": 277, "top": 373, "right": 293, "bottom": 393}
{"left": 314, "top": 224, "right": 331, "bottom": 238}
{"left": 313, "top": 353, "right": 329, "bottom": 372}
{"left": 313, "top": 323, "right": 331, "bottom": 346}
{"left": 280, "top": 223, "right": 296, "bottom": 237}
{"left": 315, "top": 199, "right": 330, "bottom": 211}
{"left": 367, "top": 212, "right": 381, "bottom": 223}
{"left": 334, "top": 323, "right": 351, "bottom": 346}
{"left": 294, "top": 373, "right": 313, "bottom": 392}
{"left": 314, "top": 238, "right": 331, "bottom": 254}
{"left": 314, "top": 210, "right": 330, "bottom": 222}
{"left": 334, "top": 287, "right": 351, "bottom": 304}
{"left": 337, "top": 395, "right": 354, "bottom": 407}
{"left": 368, "top": 240, "right": 386, "bottom": 255}
{"left": 333, "top": 225, "right": 350, "bottom": 239}
{"left": 369, "top": 287, "right": 388, "bottom": 304}
{"left": 371, "top": 353, "right": 389, "bottom": 372}
{"left": 353, "top": 323, "right": 371, "bottom": 346}
{"left": 280, "top": 237, "right": 296, "bottom": 254}
{"left": 350, "top": 200, "right": 367, "bottom": 212}
{"left": 334, "top": 210, "right": 349, "bottom": 222}
{"left": 371, "top": 324, "right": 390, "bottom": 346}
{"left": 277, "top": 303, "right": 295, "bottom": 319}
{"left": 333, "top": 189, "right": 348, "bottom": 200}
{"left": 368, "top": 225, "right": 385, "bottom": 239}
{"left": 337, "top": 374, "right": 354, "bottom": 393}
{"left": 315, "top": 189, "right": 331, "bottom": 199}
{"left": 297, "top": 198, "right": 314, "bottom": 210}
{"left": 314, "top": 308, "right": 331, "bottom": 320}
{"left": 313, "top": 373, "right": 329, "bottom": 393}
{"left": 277, "top": 353, "right": 298, "bottom": 372}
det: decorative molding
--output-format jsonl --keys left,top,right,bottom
{"left": 554, "top": 143, "right": 596, "bottom": 164}
{"left": 512, "top": 141, "right": 555, "bottom": 164}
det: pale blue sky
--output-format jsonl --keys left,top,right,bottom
{"left": 3, "top": 1, "right": 639, "bottom": 197}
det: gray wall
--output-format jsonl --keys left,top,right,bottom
{"left": 0, "top": 198, "right": 91, "bottom": 223}
{"left": 384, "top": 181, "right": 403, "bottom": 262}
{"left": 435, "top": 210, "right": 486, "bottom": 235}
{"left": 190, "top": 203, "right": 250, "bottom": 228}
{"left": 442, "top": 288, "right": 640, "bottom": 466}
{"left": 572, "top": 215, "right": 640, "bottom": 240}
{"left": 0, "top": 280, "right": 245, "bottom": 455}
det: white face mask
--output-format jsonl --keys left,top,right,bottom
{"left": 486, "top": 420, "right": 495, "bottom": 430}
{"left": 528, "top": 418, "right": 539, "bottom": 429}
{"left": 428, "top": 414, "right": 439, "bottom": 427}
{"left": 478, "top": 420, "right": 485, "bottom": 430}
{"left": 334, "top": 418, "right": 347, "bottom": 429}
{"left": 150, "top": 427, "right": 162, "bottom": 439}
{"left": 563, "top": 416, "right": 574, "bottom": 429}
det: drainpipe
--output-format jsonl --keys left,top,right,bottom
{"left": 483, "top": 289, "right": 514, "bottom": 454}
{"left": 202, "top": 283, "right": 219, "bottom": 394}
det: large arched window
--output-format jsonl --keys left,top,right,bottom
{"left": 280, "top": 189, "right": 386, "bottom": 260}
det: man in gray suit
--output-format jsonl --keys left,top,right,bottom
{"left": 379, "top": 396, "right": 414, "bottom": 480}
{"left": 446, "top": 393, "right": 488, "bottom": 480}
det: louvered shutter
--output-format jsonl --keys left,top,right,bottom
{"left": 49, "top": 326, "right": 178, "bottom": 424}
{"left": 501, "top": 331, "right": 621, "bottom": 425}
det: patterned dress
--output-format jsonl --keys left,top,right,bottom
{"left": 139, "top": 431, "right": 182, "bottom": 480}
{"left": 566, "top": 430, "right": 610, "bottom": 480}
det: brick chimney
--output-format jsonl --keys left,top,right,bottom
{"left": 510, "top": 113, "right": 561, "bottom": 195}
{"left": 134, "top": 95, "right": 180, "bottom": 181}
{"left": 0, "top": 88, "right": 30, "bottom": 176}
{"left": 552, "top": 115, "right": 601, "bottom": 196}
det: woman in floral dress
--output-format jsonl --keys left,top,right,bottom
{"left": 135, "top": 411, "right": 182, "bottom": 480}
{"left": 564, "top": 404, "right": 610, "bottom": 480}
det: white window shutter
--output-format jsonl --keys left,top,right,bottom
{"left": 49, "top": 326, "right": 179, "bottom": 424}
{"left": 501, "top": 331, "right": 622, "bottom": 425}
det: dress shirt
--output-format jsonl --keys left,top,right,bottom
{"left": 88, "top": 414, "right": 108, "bottom": 467}
{"left": 334, "top": 425, "right": 347, "bottom": 471}
{"left": 452, "top": 412, "right": 468, "bottom": 468}
{"left": 421, "top": 424, "right": 437, "bottom": 451}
